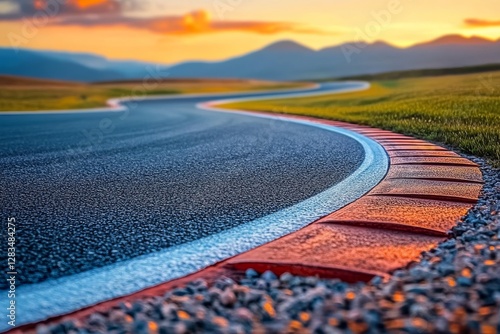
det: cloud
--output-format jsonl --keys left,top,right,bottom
{"left": 0, "top": 0, "right": 129, "bottom": 19}
{"left": 212, "top": 21, "right": 331, "bottom": 35}
{"left": 464, "top": 18, "right": 500, "bottom": 28}
{"left": 53, "top": 10, "right": 331, "bottom": 35}
{"left": 0, "top": 2, "right": 330, "bottom": 36}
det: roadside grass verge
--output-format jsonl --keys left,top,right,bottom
{"left": 0, "top": 76, "right": 307, "bottom": 112}
{"left": 221, "top": 71, "right": 500, "bottom": 166}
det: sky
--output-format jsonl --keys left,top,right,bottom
{"left": 0, "top": 0, "right": 499, "bottom": 64}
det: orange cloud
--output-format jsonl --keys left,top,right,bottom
{"left": 72, "top": 0, "right": 113, "bottom": 10}
{"left": 33, "top": 0, "right": 45, "bottom": 10}
{"left": 212, "top": 21, "right": 331, "bottom": 35}
{"left": 465, "top": 18, "right": 500, "bottom": 28}
{"left": 0, "top": 0, "right": 124, "bottom": 19}
{"left": 0, "top": 3, "right": 330, "bottom": 36}
{"left": 59, "top": 0, "right": 121, "bottom": 13}
{"left": 54, "top": 10, "right": 331, "bottom": 36}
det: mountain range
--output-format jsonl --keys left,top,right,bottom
{"left": 1, "top": 35, "right": 499, "bottom": 82}
{"left": 0, "top": 48, "right": 168, "bottom": 82}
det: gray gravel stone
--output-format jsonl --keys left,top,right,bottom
{"left": 245, "top": 269, "right": 259, "bottom": 279}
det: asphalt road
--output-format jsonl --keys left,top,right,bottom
{"left": 0, "top": 83, "right": 366, "bottom": 289}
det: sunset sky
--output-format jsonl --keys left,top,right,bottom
{"left": 0, "top": 0, "right": 499, "bottom": 64}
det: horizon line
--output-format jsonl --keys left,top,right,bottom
{"left": 1, "top": 32, "right": 498, "bottom": 65}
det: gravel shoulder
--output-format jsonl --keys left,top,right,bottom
{"left": 33, "top": 155, "right": 500, "bottom": 334}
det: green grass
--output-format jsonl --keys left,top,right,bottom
{"left": 0, "top": 78, "right": 308, "bottom": 112}
{"left": 221, "top": 71, "right": 500, "bottom": 166}
{"left": 333, "top": 63, "right": 500, "bottom": 81}
{"left": 0, "top": 87, "right": 180, "bottom": 111}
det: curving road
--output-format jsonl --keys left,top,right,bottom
{"left": 0, "top": 82, "right": 388, "bottom": 327}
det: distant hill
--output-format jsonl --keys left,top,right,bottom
{"left": 335, "top": 63, "right": 500, "bottom": 81}
{"left": 0, "top": 74, "right": 264, "bottom": 87}
{"left": 166, "top": 41, "right": 324, "bottom": 81}
{"left": 93, "top": 78, "right": 258, "bottom": 85}
{"left": 167, "top": 35, "right": 500, "bottom": 80}
{"left": 412, "top": 34, "right": 494, "bottom": 47}
{"left": 0, "top": 75, "right": 82, "bottom": 87}
{"left": 0, "top": 48, "right": 168, "bottom": 83}
{"left": 1, "top": 35, "right": 499, "bottom": 82}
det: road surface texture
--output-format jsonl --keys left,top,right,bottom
{"left": 0, "top": 82, "right": 391, "bottom": 327}
{"left": 0, "top": 83, "right": 369, "bottom": 286}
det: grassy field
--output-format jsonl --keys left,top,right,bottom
{"left": 0, "top": 76, "right": 307, "bottom": 112}
{"left": 221, "top": 71, "right": 500, "bottom": 166}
